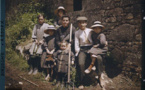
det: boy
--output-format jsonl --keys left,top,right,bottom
{"left": 86, "top": 21, "right": 108, "bottom": 88}
{"left": 54, "top": 41, "right": 75, "bottom": 85}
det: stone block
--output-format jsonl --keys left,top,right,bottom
{"left": 124, "top": 6, "right": 134, "bottom": 13}
{"left": 121, "top": 0, "right": 140, "bottom": 6}
{"left": 114, "top": 8, "right": 123, "bottom": 16}
{"left": 124, "top": 53, "right": 142, "bottom": 66}
{"left": 105, "top": 16, "right": 117, "bottom": 23}
{"left": 135, "top": 34, "right": 142, "bottom": 41}
{"left": 116, "top": 16, "right": 122, "bottom": 21}
{"left": 126, "top": 13, "right": 134, "bottom": 19}
{"left": 107, "top": 24, "right": 135, "bottom": 42}
{"left": 114, "top": 0, "right": 121, "bottom": 1}
{"left": 105, "top": 9, "right": 114, "bottom": 17}
{"left": 99, "top": 10, "right": 105, "bottom": 17}
{"left": 111, "top": 48, "right": 125, "bottom": 64}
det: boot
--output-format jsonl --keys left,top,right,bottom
{"left": 33, "top": 68, "right": 38, "bottom": 75}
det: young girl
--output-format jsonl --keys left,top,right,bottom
{"left": 41, "top": 25, "right": 56, "bottom": 80}
{"left": 85, "top": 21, "right": 108, "bottom": 87}
{"left": 53, "top": 41, "right": 75, "bottom": 85}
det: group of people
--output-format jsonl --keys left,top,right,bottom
{"left": 28, "top": 6, "right": 108, "bottom": 89}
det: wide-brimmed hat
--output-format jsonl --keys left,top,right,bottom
{"left": 77, "top": 16, "right": 87, "bottom": 21}
{"left": 91, "top": 21, "right": 104, "bottom": 29}
{"left": 55, "top": 6, "right": 67, "bottom": 15}
{"left": 44, "top": 25, "right": 56, "bottom": 34}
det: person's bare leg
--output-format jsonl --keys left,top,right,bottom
{"left": 88, "top": 56, "right": 96, "bottom": 71}
{"left": 85, "top": 54, "right": 96, "bottom": 74}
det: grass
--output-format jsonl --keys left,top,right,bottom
{"left": 6, "top": 49, "right": 29, "bottom": 71}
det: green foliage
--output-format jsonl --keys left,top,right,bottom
{"left": 33, "top": 72, "right": 45, "bottom": 80}
{"left": 6, "top": 48, "right": 29, "bottom": 71}
{"left": 6, "top": 0, "right": 53, "bottom": 27}
{"left": 6, "top": 13, "right": 37, "bottom": 49}
{"left": 70, "top": 66, "right": 76, "bottom": 83}
{"left": 5, "top": 0, "right": 54, "bottom": 71}
{"left": 17, "top": 0, "right": 44, "bottom": 13}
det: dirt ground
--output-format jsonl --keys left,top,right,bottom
{"left": 5, "top": 61, "right": 141, "bottom": 90}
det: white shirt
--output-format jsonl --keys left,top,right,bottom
{"left": 75, "top": 28, "right": 93, "bottom": 53}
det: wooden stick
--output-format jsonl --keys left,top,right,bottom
{"left": 69, "top": 24, "right": 73, "bottom": 42}
{"left": 19, "top": 76, "right": 39, "bottom": 87}
{"left": 68, "top": 23, "right": 73, "bottom": 83}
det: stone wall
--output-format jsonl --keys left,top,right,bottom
{"left": 49, "top": 0, "right": 142, "bottom": 81}
{"left": 5, "top": 0, "right": 142, "bottom": 81}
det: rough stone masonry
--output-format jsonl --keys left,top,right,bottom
{"left": 48, "top": 0, "right": 142, "bottom": 82}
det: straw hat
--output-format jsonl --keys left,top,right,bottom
{"left": 94, "top": 21, "right": 101, "bottom": 24}
{"left": 91, "top": 21, "right": 104, "bottom": 29}
{"left": 55, "top": 6, "right": 66, "bottom": 15}
{"left": 77, "top": 16, "right": 87, "bottom": 21}
{"left": 44, "top": 25, "right": 56, "bottom": 34}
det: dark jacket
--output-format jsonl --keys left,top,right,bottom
{"left": 53, "top": 50, "right": 75, "bottom": 73}
{"left": 42, "top": 35, "right": 56, "bottom": 51}
{"left": 91, "top": 32, "right": 107, "bottom": 48}
{"left": 55, "top": 25, "right": 76, "bottom": 51}
{"left": 88, "top": 32, "right": 108, "bottom": 55}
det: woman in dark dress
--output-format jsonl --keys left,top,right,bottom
{"left": 54, "top": 6, "right": 67, "bottom": 29}
{"left": 41, "top": 25, "right": 56, "bottom": 80}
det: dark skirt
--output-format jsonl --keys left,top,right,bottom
{"left": 41, "top": 51, "right": 54, "bottom": 68}
{"left": 88, "top": 47, "right": 108, "bottom": 55}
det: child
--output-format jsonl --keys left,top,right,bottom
{"left": 41, "top": 25, "right": 56, "bottom": 80}
{"left": 85, "top": 21, "right": 108, "bottom": 87}
{"left": 53, "top": 41, "right": 75, "bottom": 85}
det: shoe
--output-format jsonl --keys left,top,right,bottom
{"left": 92, "top": 66, "right": 96, "bottom": 71}
{"left": 32, "top": 68, "right": 38, "bottom": 75}
{"left": 28, "top": 69, "right": 33, "bottom": 75}
{"left": 45, "top": 74, "right": 50, "bottom": 80}
{"left": 85, "top": 64, "right": 94, "bottom": 74}
{"left": 95, "top": 76, "right": 99, "bottom": 79}
{"left": 84, "top": 69, "right": 91, "bottom": 74}
{"left": 78, "top": 85, "right": 84, "bottom": 89}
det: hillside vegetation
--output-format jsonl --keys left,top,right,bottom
{"left": 5, "top": 0, "right": 53, "bottom": 70}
